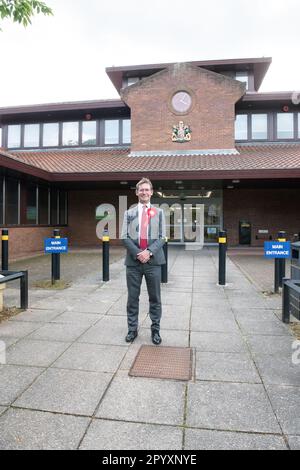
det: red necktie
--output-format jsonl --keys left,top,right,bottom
{"left": 139, "top": 205, "right": 148, "bottom": 250}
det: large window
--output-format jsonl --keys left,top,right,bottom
{"left": 59, "top": 190, "right": 67, "bottom": 225}
{"left": 105, "top": 120, "right": 119, "bottom": 145}
{"left": 43, "top": 123, "right": 59, "bottom": 147}
{"left": 7, "top": 125, "right": 21, "bottom": 148}
{"left": 21, "top": 184, "right": 37, "bottom": 224}
{"left": 82, "top": 121, "right": 97, "bottom": 145}
{"left": 277, "top": 113, "right": 294, "bottom": 139}
{"left": 235, "top": 115, "right": 248, "bottom": 140}
{"left": 251, "top": 114, "right": 268, "bottom": 140}
{"left": 24, "top": 124, "right": 40, "bottom": 148}
{"left": 63, "top": 122, "right": 79, "bottom": 146}
{"left": 38, "top": 186, "right": 49, "bottom": 224}
{"left": 122, "top": 119, "right": 131, "bottom": 144}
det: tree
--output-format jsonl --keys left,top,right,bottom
{"left": 0, "top": 0, "right": 53, "bottom": 28}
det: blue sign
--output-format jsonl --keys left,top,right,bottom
{"left": 264, "top": 241, "right": 291, "bottom": 258}
{"left": 44, "top": 238, "right": 68, "bottom": 254}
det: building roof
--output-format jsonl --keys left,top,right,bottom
{"left": 2, "top": 143, "right": 300, "bottom": 181}
{"left": 106, "top": 57, "right": 272, "bottom": 92}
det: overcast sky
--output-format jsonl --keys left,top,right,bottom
{"left": 0, "top": 0, "right": 299, "bottom": 107}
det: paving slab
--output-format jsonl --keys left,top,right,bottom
{"left": 190, "top": 331, "right": 248, "bottom": 353}
{"left": 236, "top": 318, "right": 291, "bottom": 336}
{"left": 14, "top": 368, "right": 112, "bottom": 416}
{"left": 0, "top": 407, "right": 7, "bottom": 417}
{"left": 0, "top": 321, "right": 44, "bottom": 339}
{"left": 6, "top": 339, "right": 71, "bottom": 368}
{"left": 254, "top": 355, "right": 300, "bottom": 387}
{"left": 52, "top": 343, "right": 127, "bottom": 373}
{"left": 80, "top": 419, "right": 183, "bottom": 450}
{"left": 0, "top": 365, "right": 44, "bottom": 406}
{"left": 50, "top": 312, "right": 101, "bottom": 326}
{"left": 195, "top": 352, "right": 261, "bottom": 383}
{"left": 246, "top": 335, "right": 295, "bottom": 356}
{"left": 191, "top": 312, "right": 239, "bottom": 333}
{"left": 7, "top": 309, "right": 63, "bottom": 323}
{"left": 266, "top": 384, "right": 300, "bottom": 435}
{"left": 0, "top": 408, "right": 89, "bottom": 450}
{"left": 96, "top": 376, "right": 186, "bottom": 426}
{"left": 137, "top": 328, "right": 190, "bottom": 347}
{"left": 78, "top": 316, "right": 129, "bottom": 346}
{"left": 287, "top": 436, "right": 300, "bottom": 450}
{"left": 184, "top": 428, "right": 287, "bottom": 450}
{"left": 186, "top": 382, "right": 281, "bottom": 433}
{"left": 27, "top": 322, "right": 90, "bottom": 343}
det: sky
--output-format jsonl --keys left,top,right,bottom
{"left": 0, "top": 0, "right": 299, "bottom": 107}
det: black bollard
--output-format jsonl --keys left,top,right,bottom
{"left": 1, "top": 229, "right": 9, "bottom": 271}
{"left": 102, "top": 230, "right": 110, "bottom": 282}
{"left": 218, "top": 229, "right": 227, "bottom": 286}
{"left": 274, "top": 258, "right": 280, "bottom": 293}
{"left": 277, "top": 231, "right": 286, "bottom": 288}
{"left": 282, "top": 277, "right": 290, "bottom": 323}
{"left": 161, "top": 238, "right": 168, "bottom": 284}
{"left": 51, "top": 229, "right": 61, "bottom": 284}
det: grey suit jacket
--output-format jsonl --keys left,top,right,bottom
{"left": 121, "top": 205, "right": 166, "bottom": 266}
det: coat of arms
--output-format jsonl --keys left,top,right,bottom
{"left": 172, "top": 121, "right": 191, "bottom": 142}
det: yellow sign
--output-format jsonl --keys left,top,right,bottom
{"left": 102, "top": 236, "right": 110, "bottom": 242}
{"left": 219, "top": 237, "right": 227, "bottom": 244}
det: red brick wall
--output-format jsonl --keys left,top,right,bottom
{"left": 0, "top": 226, "right": 69, "bottom": 260}
{"left": 224, "top": 188, "right": 300, "bottom": 246}
{"left": 121, "top": 63, "right": 245, "bottom": 152}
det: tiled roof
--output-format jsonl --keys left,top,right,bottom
{"left": 4, "top": 143, "right": 300, "bottom": 176}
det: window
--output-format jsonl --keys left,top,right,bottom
{"left": 235, "top": 115, "right": 248, "bottom": 140}
{"left": 277, "top": 113, "right": 294, "bottom": 139}
{"left": 59, "top": 190, "right": 67, "bottom": 225}
{"left": 82, "top": 121, "right": 97, "bottom": 145}
{"left": 236, "top": 72, "right": 249, "bottom": 90}
{"left": 7, "top": 125, "right": 21, "bottom": 148}
{"left": 50, "top": 188, "right": 59, "bottom": 225}
{"left": 105, "top": 120, "right": 119, "bottom": 145}
{"left": 38, "top": 186, "right": 49, "bottom": 224}
{"left": 24, "top": 124, "right": 40, "bottom": 148}
{"left": 21, "top": 184, "right": 37, "bottom": 224}
{"left": 5, "top": 178, "right": 19, "bottom": 225}
{"left": 127, "top": 77, "right": 139, "bottom": 86}
{"left": 43, "top": 123, "right": 59, "bottom": 147}
{"left": 251, "top": 114, "right": 268, "bottom": 140}
{"left": 62, "top": 122, "right": 79, "bottom": 146}
{"left": 122, "top": 119, "right": 131, "bottom": 144}
{"left": 0, "top": 178, "right": 3, "bottom": 225}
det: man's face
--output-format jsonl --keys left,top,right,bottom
{"left": 136, "top": 183, "right": 153, "bottom": 205}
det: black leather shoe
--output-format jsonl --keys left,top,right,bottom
{"left": 151, "top": 330, "right": 162, "bottom": 345}
{"left": 125, "top": 330, "right": 138, "bottom": 343}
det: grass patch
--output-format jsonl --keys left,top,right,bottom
{"left": 0, "top": 306, "right": 23, "bottom": 324}
{"left": 33, "top": 279, "right": 71, "bottom": 290}
{"left": 290, "top": 323, "right": 300, "bottom": 340}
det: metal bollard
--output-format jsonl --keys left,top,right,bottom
{"left": 161, "top": 238, "right": 168, "bottom": 284}
{"left": 102, "top": 230, "right": 110, "bottom": 282}
{"left": 274, "top": 258, "right": 280, "bottom": 293}
{"left": 282, "top": 277, "right": 290, "bottom": 323}
{"left": 1, "top": 229, "right": 9, "bottom": 271}
{"left": 218, "top": 229, "right": 227, "bottom": 286}
{"left": 278, "top": 231, "right": 286, "bottom": 288}
{"left": 51, "top": 229, "right": 61, "bottom": 284}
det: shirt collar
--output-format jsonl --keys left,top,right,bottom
{"left": 138, "top": 202, "right": 151, "bottom": 209}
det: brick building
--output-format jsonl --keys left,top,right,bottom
{"left": 0, "top": 56, "right": 300, "bottom": 258}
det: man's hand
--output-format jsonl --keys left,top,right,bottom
{"left": 137, "top": 250, "right": 151, "bottom": 264}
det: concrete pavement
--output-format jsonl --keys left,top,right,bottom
{"left": 0, "top": 247, "right": 299, "bottom": 450}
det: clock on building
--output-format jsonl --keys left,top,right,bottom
{"left": 171, "top": 91, "right": 192, "bottom": 113}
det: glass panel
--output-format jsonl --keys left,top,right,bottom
{"left": 122, "top": 119, "right": 131, "bottom": 144}
{"left": 62, "top": 122, "right": 79, "bottom": 146}
{"left": 277, "top": 113, "right": 294, "bottom": 139}
{"left": 7, "top": 125, "right": 21, "bottom": 148}
{"left": 235, "top": 115, "right": 248, "bottom": 140}
{"left": 252, "top": 114, "right": 268, "bottom": 140}
{"left": 82, "top": 121, "right": 97, "bottom": 145}
{"left": 50, "top": 188, "right": 58, "bottom": 225}
{"left": 5, "top": 178, "right": 19, "bottom": 225}
{"left": 20, "top": 184, "right": 37, "bottom": 224}
{"left": 127, "top": 77, "right": 139, "bottom": 86}
{"left": 105, "top": 120, "right": 119, "bottom": 145}
{"left": 236, "top": 72, "right": 249, "bottom": 90}
{"left": 24, "top": 124, "right": 40, "bottom": 147}
{"left": 39, "top": 186, "right": 49, "bottom": 224}
{"left": 43, "top": 123, "right": 59, "bottom": 147}
{"left": 0, "top": 178, "right": 3, "bottom": 225}
{"left": 59, "top": 190, "right": 67, "bottom": 225}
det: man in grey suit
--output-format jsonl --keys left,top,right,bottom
{"left": 121, "top": 178, "right": 166, "bottom": 345}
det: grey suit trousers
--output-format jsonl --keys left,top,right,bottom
{"left": 126, "top": 263, "right": 162, "bottom": 332}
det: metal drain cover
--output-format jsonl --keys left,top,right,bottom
{"left": 129, "top": 346, "right": 193, "bottom": 381}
